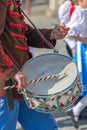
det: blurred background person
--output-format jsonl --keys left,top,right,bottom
{"left": 45, "top": 0, "right": 59, "bottom": 17}
{"left": 57, "top": 0, "right": 78, "bottom": 57}
{"left": 65, "top": 0, "right": 87, "bottom": 128}
{"left": 25, "top": 0, "right": 31, "bottom": 15}
{"left": 21, "top": 0, "right": 31, "bottom": 15}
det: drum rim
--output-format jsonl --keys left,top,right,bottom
{"left": 21, "top": 53, "right": 73, "bottom": 71}
{"left": 21, "top": 53, "right": 78, "bottom": 97}
{"left": 23, "top": 77, "right": 79, "bottom": 98}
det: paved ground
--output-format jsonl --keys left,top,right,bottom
{"left": 16, "top": 0, "right": 87, "bottom": 130}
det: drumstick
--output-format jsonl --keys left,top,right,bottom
{"left": 29, "top": 73, "right": 67, "bottom": 84}
{"left": 4, "top": 73, "right": 67, "bottom": 90}
{"left": 38, "top": 62, "right": 74, "bottom": 86}
{"left": 4, "top": 62, "right": 75, "bottom": 90}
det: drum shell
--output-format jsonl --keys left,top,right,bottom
{"left": 23, "top": 77, "right": 81, "bottom": 112}
{"left": 21, "top": 53, "right": 82, "bottom": 112}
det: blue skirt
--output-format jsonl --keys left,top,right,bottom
{"left": 73, "top": 42, "right": 87, "bottom": 96}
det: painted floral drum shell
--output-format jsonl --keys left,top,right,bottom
{"left": 21, "top": 53, "right": 81, "bottom": 112}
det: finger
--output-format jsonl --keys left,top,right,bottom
{"left": 17, "top": 77, "right": 27, "bottom": 91}
{"left": 65, "top": 27, "right": 70, "bottom": 31}
{"left": 56, "top": 29, "right": 68, "bottom": 36}
{"left": 59, "top": 23, "right": 66, "bottom": 27}
{"left": 56, "top": 27, "right": 69, "bottom": 34}
{"left": 17, "top": 80, "right": 23, "bottom": 91}
{"left": 20, "top": 77, "right": 28, "bottom": 88}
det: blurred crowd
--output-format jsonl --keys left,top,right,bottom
{"left": 22, "top": 0, "right": 60, "bottom": 17}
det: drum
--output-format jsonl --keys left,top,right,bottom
{"left": 21, "top": 53, "right": 81, "bottom": 112}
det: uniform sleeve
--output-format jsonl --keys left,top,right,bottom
{"left": 57, "top": 1, "right": 71, "bottom": 24}
{"left": 25, "top": 25, "right": 56, "bottom": 48}
{"left": 67, "top": 10, "right": 82, "bottom": 36}
{"left": 64, "top": 8, "right": 83, "bottom": 49}
{"left": 0, "top": 0, "right": 8, "bottom": 35}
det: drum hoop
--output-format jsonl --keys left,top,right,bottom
{"left": 21, "top": 53, "right": 78, "bottom": 97}
{"left": 24, "top": 78, "right": 77, "bottom": 98}
{"left": 21, "top": 53, "right": 73, "bottom": 71}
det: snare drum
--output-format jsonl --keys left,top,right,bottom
{"left": 21, "top": 53, "right": 81, "bottom": 112}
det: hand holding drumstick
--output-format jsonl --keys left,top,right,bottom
{"left": 4, "top": 71, "right": 68, "bottom": 91}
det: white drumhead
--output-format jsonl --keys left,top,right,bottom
{"left": 21, "top": 53, "right": 77, "bottom": 96}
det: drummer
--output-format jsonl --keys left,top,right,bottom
{"left": 0, "top": 0, "right": 69, "bottom": 130}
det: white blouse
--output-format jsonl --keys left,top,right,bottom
{"left": 64, "top": 6, "right": 87, "bottom": 49}
{"left": 58, "top": 0, "right": 71, "bottom": 24}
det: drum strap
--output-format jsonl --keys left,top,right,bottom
{"left": 5, "top": 79, "right": 14, "bottom": 110}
